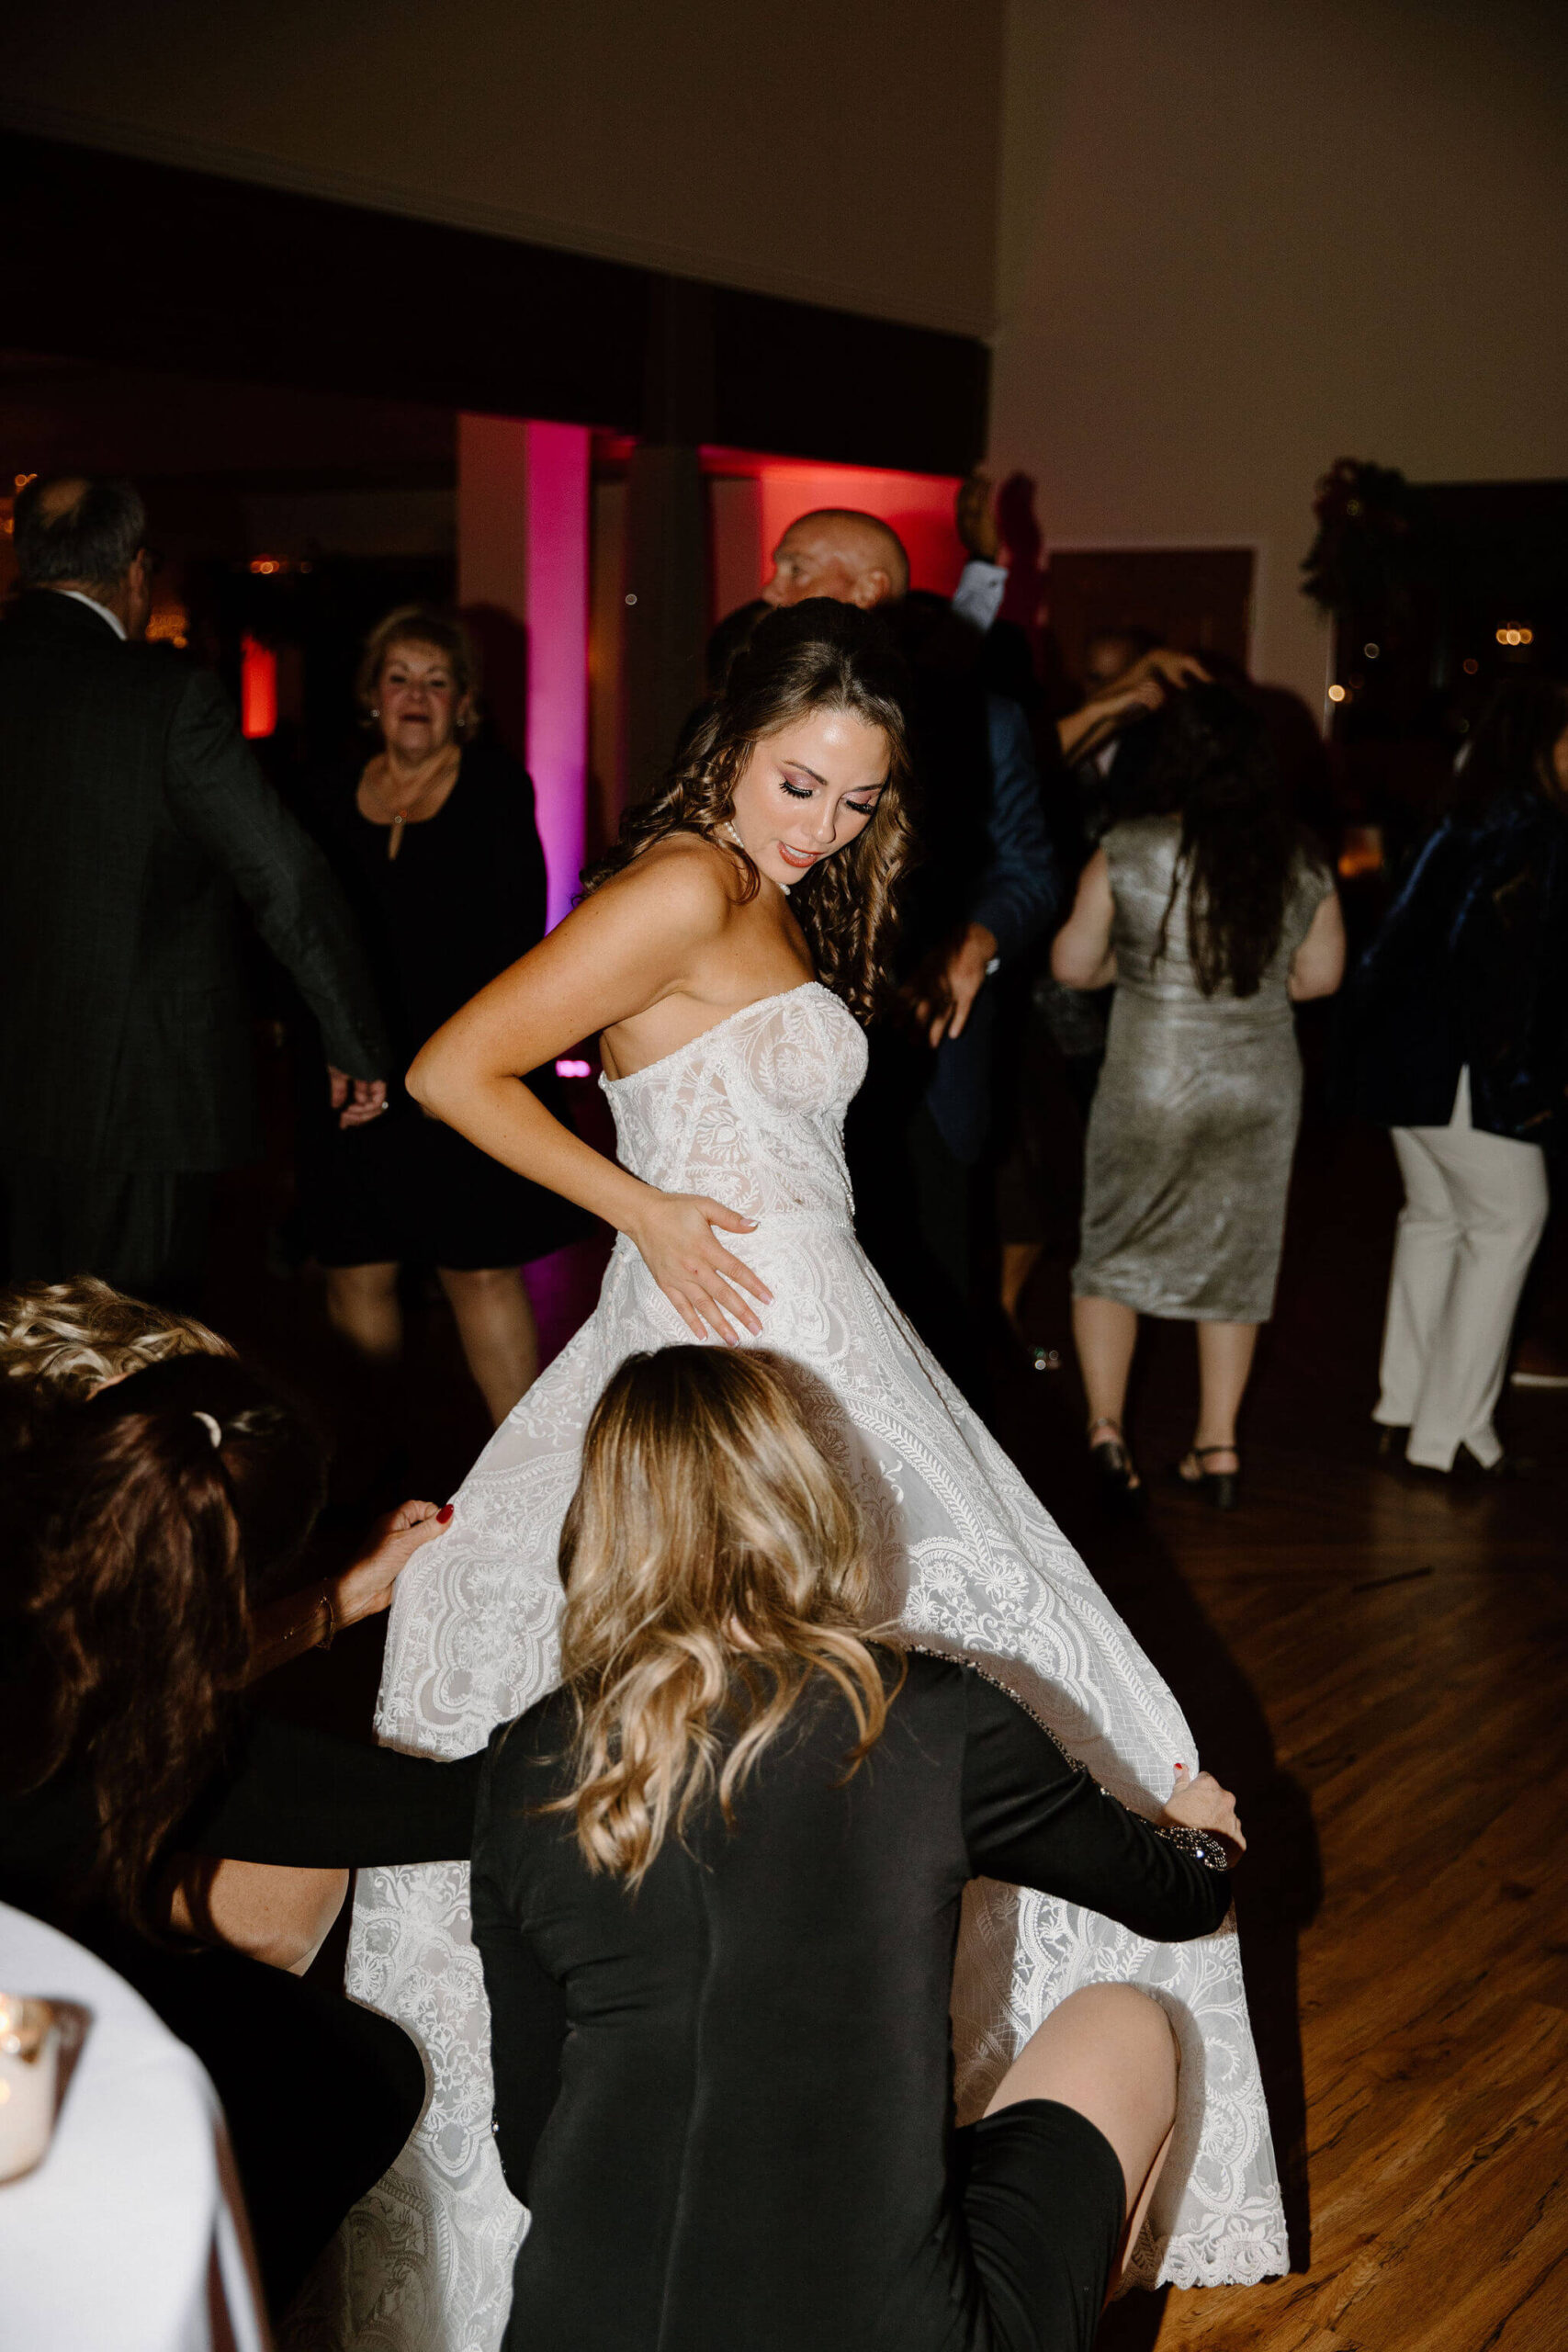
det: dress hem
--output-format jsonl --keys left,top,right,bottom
{"left": 1070, "top": 1273, "right": 1279, "bottom": 1325}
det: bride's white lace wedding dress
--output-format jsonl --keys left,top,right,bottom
{"left": 295, "top": 981, "right": 1286, "bottom": 2352}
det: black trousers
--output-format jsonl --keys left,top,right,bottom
{"left": 4, "top": 1169, "right": 215, "bottom": 1304}
{"left": 108, "top": 1938, "right": 425, "bottom": 2321}
{"left": 851, "top": 1082, "right": 989, "bottom": 1411}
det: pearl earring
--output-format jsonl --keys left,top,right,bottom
{"left": 722, "top": 817, "right": 789, "bottom": 891}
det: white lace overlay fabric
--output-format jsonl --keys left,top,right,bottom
{"left": 293, "top": 983, "right": 1285, "bottom": 2351}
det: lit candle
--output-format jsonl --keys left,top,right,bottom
{"left": 0, "top": 1995, "right": 59, "bottom": 2183}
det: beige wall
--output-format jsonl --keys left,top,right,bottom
{"left": 3, "top": 0, "right": 1002, "bottom": 336}
{"left": 12, "top": 1, "right": 1563, "bottom": 709}
{"left": 989, "top": 0, "right": 1568, "bottom": 709}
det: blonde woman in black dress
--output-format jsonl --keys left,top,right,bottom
{"left": 473, "top": 1346, "right": 1244, "bottom": 2352}
{"left": 1052, "top": 687, "right": 1344, "bottom": 1510}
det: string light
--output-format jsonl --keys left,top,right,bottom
{"left": 1327, "top": 684, "right": 1347, "bottom": 703}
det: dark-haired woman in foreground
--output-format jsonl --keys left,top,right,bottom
{"left": 1054, "top": 685, "right": 1345, "bottom": 1509}
{"left": 0, "top": 1352, "right": 482, "bottom": 2319}
{"left": 338, "top": 602, "right": 1284, "bottom": 2351}
{"left": 474, "top": 1348, "right": 1241, "bottom": 2352}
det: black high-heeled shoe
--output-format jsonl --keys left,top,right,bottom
{"left": 1089, "top": 1419, "right": 1146, "bottom": 1516}
{"left": 1173, "top": 1444, "right": 1241, "bottom": 1510}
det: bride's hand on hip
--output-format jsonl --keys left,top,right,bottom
{"left": 626, "top": 1193, "right": 773, "bottom": 1345}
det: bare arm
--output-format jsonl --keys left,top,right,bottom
{"left": 407, "top": 849, "right": 775, "bottom": 1345}
{"left": 164, "top": 1858, "right": 348, "bottom": 1975}
{"left": 1287, "top": 887, "right": 1347, "bottom": 1001}
{"left": 245, "top": 1499, "right": 446, "bottom": 1681}
{"left": 1051, "top": 849, "right": 1118, "bottom": 990}
{"left": 1057, "top": 679, "right": 1165, "bottom": 763}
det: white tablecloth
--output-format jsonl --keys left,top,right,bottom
{"left": 0, "top": 1902, "right": 270, "bottom": 2352}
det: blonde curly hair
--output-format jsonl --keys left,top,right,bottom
{"left": 0, "top": 1277, "right": 231, "bottom": 1400}
{"left": 548, "top": 1346, "right": 899, "bottom": 1887}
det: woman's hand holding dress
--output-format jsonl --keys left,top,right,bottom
{"left": 1161, "top": 1765, "right": 1246, "bottom": 1860}
{"left": 331, "top": 1499, "right": 448, "bottom": 1623}
{"left": 245, "top": 1500, "right": 446, "bottom": 1681}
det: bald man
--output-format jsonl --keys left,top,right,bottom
{"left": 0, "top": 473, "right": 389, "bottom": 1299}
{"left": 761, "top": 506, "right": 1060, "bottom": 1399}
{"left": 762, "top": 508, "right": 912, "bottom": 609}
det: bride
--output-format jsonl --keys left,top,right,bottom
{"left": 303, "top": 600, "right": 1285, "bottom": 2351}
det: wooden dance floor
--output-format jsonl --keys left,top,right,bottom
{"left": 1055, "top": 1118, "right": 1568, "bottom": 2352}
{"left": 232, "top": 1083, "right": 1565, "bottom": 2352}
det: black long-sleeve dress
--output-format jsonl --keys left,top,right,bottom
{"left": 0, "top": 1688, "right": 481, "bottom": 2318}
{"left": 471, "top": 1649, "right": 1232, "bottom": 2352}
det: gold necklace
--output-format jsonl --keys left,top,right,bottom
{"left": 375, "top": 749, "right": 457, "bottom": 861}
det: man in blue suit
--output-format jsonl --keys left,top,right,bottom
{"left": 762, "top": 508, "right": 1062, "bottom": 1399}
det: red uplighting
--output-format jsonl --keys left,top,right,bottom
{"left": 241, "top": 636, "right": 277, "bottom": 739}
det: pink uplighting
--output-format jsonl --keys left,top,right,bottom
{"left": 555, "top": 1058, "right": 592, "bottom": 1079}
{"left": 240, "top": 636, "right": 276, "bottom": 739}
{"left": 525, "top": 422, "right": 592, "bottom": 930}
{"left": 704, "top": 452, "right": 964, "bottom": 606}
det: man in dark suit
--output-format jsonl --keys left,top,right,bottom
{"left": 0, "top": 474, "right": 392, "bottom": 1300}
{"left": 761, "top": 508, "right": 1061, "bottom": 1399}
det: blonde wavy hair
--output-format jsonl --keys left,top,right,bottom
{"left": 548, "top": 1347, "right": 899, "bottom": 1885}
{"left": 0, "top": 1277, "right": 231, "bottom": 1400}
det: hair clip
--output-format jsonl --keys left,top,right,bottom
{"left": 192, "top": 1410, "right": 223, "bottom": 1450}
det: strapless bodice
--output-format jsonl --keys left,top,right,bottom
{"left": 600, "top": 981, "right": 867, "bottom": 1227}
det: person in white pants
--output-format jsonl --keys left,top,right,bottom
{"left": 1338, "top": 679, "right": 1568, "bottom": 1476}
{"left": 1376, "top": 1067, "right": 1550, "bottom": 1470}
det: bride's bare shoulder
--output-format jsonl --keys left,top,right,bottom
{"left": 595, "top": 831, "right": 742, "bottom": 933}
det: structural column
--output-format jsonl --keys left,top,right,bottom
{"left": 620, "top": 276, "right": 716, "bottom": 807}
{"left": 457, "top": 413, "right": 590, "bottom": 931}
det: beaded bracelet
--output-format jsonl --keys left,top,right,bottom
{"left": 1149, "top": 1821, "right": 1232, "bottom": 1873}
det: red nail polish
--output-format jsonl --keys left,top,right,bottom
{"left": 436, "top": 1503, "right": 455, "bottom": 1524}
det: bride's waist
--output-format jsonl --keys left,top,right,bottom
{"left": 611, "top": 1204, "right": 856, "bottom": 1267}
{"left": 623, "top": 1171, "right": 853, "bottom": 1227}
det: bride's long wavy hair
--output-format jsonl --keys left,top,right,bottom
{"left": 546, "top": 1347, "right": 898, "bottom": 1886}
{"left": 581, "top": 600, "right": 916, "bottom": 1023}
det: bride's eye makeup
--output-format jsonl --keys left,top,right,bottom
{"left": 777, "top": 772, "right": 880, "bottom": 820}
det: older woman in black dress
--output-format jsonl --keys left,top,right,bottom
{"left": 473, "top": 1348, "right": 1243, "bottom": 2352}
{"left": 300, "top": 608, "right": 575, "bottom": 1424}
